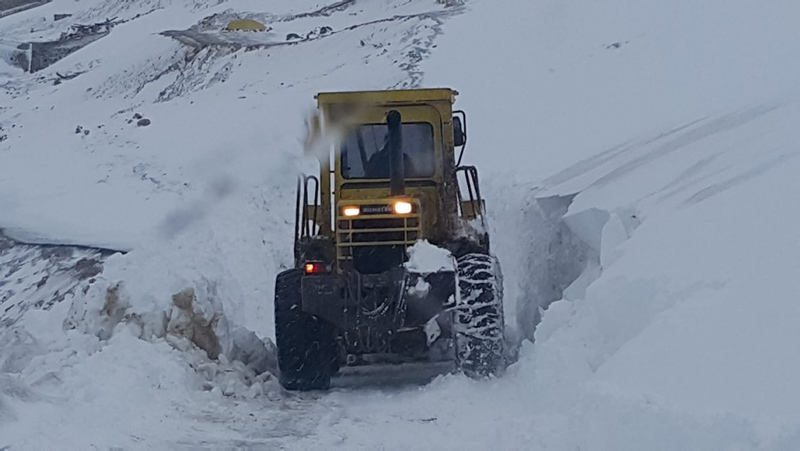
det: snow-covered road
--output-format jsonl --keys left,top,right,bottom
{"left": 3, "top": 0, "right": 800, "bottom": 449}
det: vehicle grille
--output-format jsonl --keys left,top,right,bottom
{"left": 336, "top": 207, "right": 421, "bottom": 263}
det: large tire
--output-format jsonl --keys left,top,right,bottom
{"left": 454, "top": 253, "right": 506, "bottom": 378}
{"left": 274, "top": 269, "right": 338, "bottom": 390}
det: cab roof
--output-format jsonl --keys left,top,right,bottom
{"left": 316, "top": 88, "right": 458, "bottom": 106}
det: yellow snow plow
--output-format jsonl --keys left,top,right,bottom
{"left": 275, "top": 88, "right": 506, "bottom": 390}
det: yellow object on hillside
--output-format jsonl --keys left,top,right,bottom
{"left": 224, "top": 19, "right": 267, "bottom": 32}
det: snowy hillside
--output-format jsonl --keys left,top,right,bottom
{"left": 2, "top": 0, "right": 800, "bottom": 449}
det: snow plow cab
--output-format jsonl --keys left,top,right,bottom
{"left": 275, "top": 88, "right": 505, "bottom": 390}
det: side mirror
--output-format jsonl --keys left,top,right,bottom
{"left": 453, "top": 115, "right": 466, "bottom": 147}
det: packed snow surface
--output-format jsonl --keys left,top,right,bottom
{"left": 405, "top": 239, "right": 454, "bottom": 275}
{"left": 2, "top": 0, "right": 800, "bottom": 449}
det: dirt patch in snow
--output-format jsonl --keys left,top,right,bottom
{"left": 169, "top": 287, "right": 222, "bottom": 359}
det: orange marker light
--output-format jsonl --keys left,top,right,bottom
{"left": 305, "top": 263, "right": 326, "bottom": 274}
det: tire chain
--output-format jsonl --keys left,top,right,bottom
{"left": 454, "top": 253, "right": 506, "bottom": 378}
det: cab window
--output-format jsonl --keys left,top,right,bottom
{"left": 341, "top": 122, "right": 435, "bottom": 179}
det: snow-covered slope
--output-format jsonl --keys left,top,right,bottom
{"left": 2, "top": 0, "right": 800, "bottom": 448}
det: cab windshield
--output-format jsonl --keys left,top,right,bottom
{"left": 341, "top": 122, "right": 435, "bottom": 179}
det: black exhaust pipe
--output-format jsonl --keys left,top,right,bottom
{"left": 386, "top": 110, "right": 405, "bottom": 196}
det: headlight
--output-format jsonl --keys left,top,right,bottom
{"left": 394, "top": 201, "right": 412, "bottom": 215}
{"left": 343, "top": 206, "right": 360, "bottom": 217}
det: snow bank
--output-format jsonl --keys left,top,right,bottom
{"left": 0, "top": 306, "right": 283, "bottom": 449}
{"left": 416, "top": 0, "right": 800, "bottom": 447}
{"left": 0, "top": 41, "right": 26, "bottom": 75}
{"left": 63, "top": 253, "right": 278, "bottom": 382}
